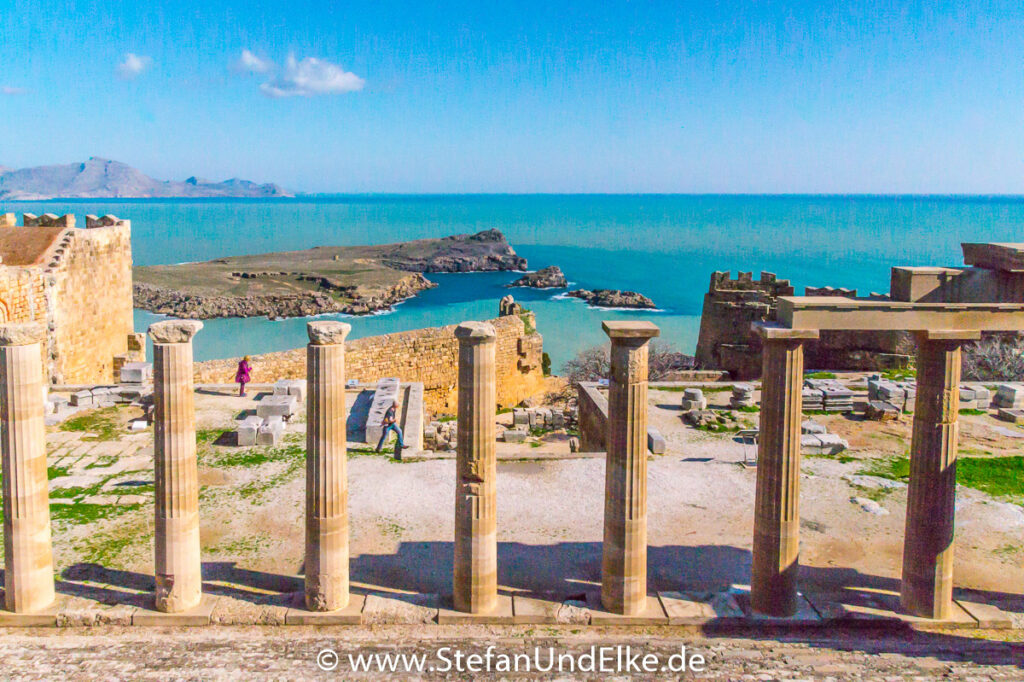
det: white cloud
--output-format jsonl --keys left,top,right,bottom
{"left": 1, "top": 86, "right": 27, "bottom": 95}
{"left": 117, "top": 53, "right": 152, "bottom": 79}
{"left": 259, "top": 55, "right": 364, "bottom": 98}
{"left": 235, "top": 49, "right": 273, "bottom": 74}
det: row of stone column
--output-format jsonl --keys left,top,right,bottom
{"left": 751, "top": 323, "right": 977, "bottom": 620}
{"left": 0, "top": 317, "right": 661, "bottom": 616}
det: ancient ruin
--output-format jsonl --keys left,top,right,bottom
{"left": 0, "top": 213, "right": 137, "bottom": 385}
{"left": 304, "top": 320, "right": 352, "bottom": 611}
{"left": 150, "top": 320, "right": 204, "bottom": 613}
{"left": 452, "top": 321, "right": 499, "bottom": 613}
{"left": 0, "top": 322, "right": 55, "bottom": 613}
{"left": 750, "top": 242, "right": 1024, "bottom": 619}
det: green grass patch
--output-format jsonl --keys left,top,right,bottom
{"left": 519, "top": 313, "right": 536, "bottom": 335}
{"left": 437, "top": 415, "right": 456, "bottom": 422}
{"left": 529, "top": 441, "right": 543, "bottom": 448}
{"left": 60, "top": 406, "right": 125, "bottom": 441}
{"left": 860, "top": 455, "right": 1024, "bottom": 502}
{"left": 529, "top": 426, "right": 552, "bottom": 437}
{"left": 806, "top": 452, "right": 856, "bottom": 464}
{"left": 652, "top": 385, "right": 732, "bottom": 393}
{"left": 47, "top": 465, "right": 70, "bottom": 480}
{"left": 496, "top": 407, "right": 512, "bottom": 415}
{"left": 196, "top": 428, "right": 228, "bottom": 445}
{"left": 50, "top": 502, "right": 141, "bottom": 525}
{"left": 735, "top": 405, "right": 760, "bottom": 413}
{"left": 806, "top": 371, "right": 837, "bottom": 379}
{"left": 958, "top": 408, "right": 987, "bottom": 416}
{"left": 882, "top": 368, "right": 916, "bottom": 381}
{"left": 697, "top": 423, "right": 741, "bottom": 433}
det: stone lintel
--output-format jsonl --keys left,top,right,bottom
{"left": 454, "top": 321, "right": 496, "bottom": 341}
{"left": 962, "top": 242, "right": 1024, "bottom": 272}
{"left": 917, "top": 329, "right": 982, "bottom": 342}
{"left": 306, "top": 320, "right": 351, "bottom": 345}
{"left": 0, "top": 322, "right": 46, "bottom": 346}
{"left": 601, "top": 320, "right": 660, "bottom": 340}
{"left": 148, "top": 320, "right": 203, "bottom": 344}
{"left": 777, "top": 296, "right": 1024, "bottom": 332}
{"left": 751, "top": 322, "right": 819, "bottom": 341}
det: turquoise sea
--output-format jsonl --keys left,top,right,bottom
{"left": 3, "top": 195, "right": 1022, "bottom": 370}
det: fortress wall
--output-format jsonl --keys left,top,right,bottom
{"left": 49, "top": 222, "right": 134, "bottom": 384}
{"left": 695, "top": 271, "right": 912, "bottom": 379}
{"left": 194, "top": 312, "right": 546, "bottom": 414}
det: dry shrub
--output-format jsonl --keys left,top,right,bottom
{"left": 962, "top": 334, "right": 1024, "bottom": 382}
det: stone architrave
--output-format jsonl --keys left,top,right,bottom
{"left": 0, "top": 323, "right": 55, "bottom": 613}
{"left": 304, "top": 320, "right": 352, "bottom": 611}
{"left": 750, "top": 323, "right": 819, "bottom": 617}
{"left": 600, "top": 320, "right": 659, "bottom": 615}
{"left": 452, "top": 321, "right": 498, "bottom": 613}
{"left": 149, "top": 320, "right": 204, "bottom": 613}
{"left": 901, "top": 330, "right": 979, "bottom": 619}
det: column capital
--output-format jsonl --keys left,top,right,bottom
{"left": 916, "top": 329, "right": 981, "bottom": 342}
{"left": 455, "top": 321, "right": 496, "bottom": 343}
{"left": 149, "top": 320, "right": 203, "bottom": 344}
{"left": 307, "top": 320, "right": 351, "bottom": 345}
{"left": 0, "top": 322, "right": 45, "bottom": 346}
{"left": 602, "top": 320, "right": 659, "bottom": 341}
{"left": 752, "top": 322, "right": 819, "bottom": 341}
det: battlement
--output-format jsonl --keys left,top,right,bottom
{"left": 804, "top": 285, "right": 858, "bottom": 298}
{"left": 9, "top": 213, "right": 129, "bottom": 229}
{"left": 708, "top": 270, "right": 794, "bottom": 296}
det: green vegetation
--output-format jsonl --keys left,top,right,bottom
{"left": 437, "top": 415, "right": 456, "bottom": 422}
{"left": 50, "top": 502, "right": 141, "bottom": 525}
{"left": 806, "top": 371, "right": 837, "bottom": 379}
{"left": 496, "top": 407, "right": 512, "bottom": 415}
{"left": 652, "top": 384, "right": 732, "bottom": 393}
{"left": 47, "top": 465, "right": 70, "bottom": 480}
{"left": 805, "top": 452, "right": 856, "bottom": 464}
{"left": 529, "top": 426, "right": 552, "bottom": 437}
{"left": 60, "top": 407, "right": 125, "bottom": 441}
{"left": 882, "top": 368, "right": 916, "bottom": 381}
{"left": 958, "top": 408, "right": 987, "bottom": 416}
{"left": 735, "top": 405, "right": 760, "bottom": 413}
{"left": 530, "top": 441, "right": 544, "bottom": 448}
{"left": 196, "top": 428, "right": 227, "bottom": 445}
{"left": 520, "top": 313, "right": 536, "bottom": 335}
{"left": 860, "top": 454, "right": 1024, "bottom": 502}
{"left": 697, "top": 422, "right": 741, "bottom": 433}
{"left": 542, "top": 352, "right": 552, "bottom": 377}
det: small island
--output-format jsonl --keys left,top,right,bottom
{"left": 507, "top": 265, "right": 568, "bottom": 289}
{"left": 566, "top": 289, "right": 657, "bottom": 309}
{"left": 134, "top": 229, "right": 527, "bottom": 319}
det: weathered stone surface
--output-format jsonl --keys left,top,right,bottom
{"left": 306, "top": 321, "right": 351, "bottom": 345}
{"left": 148, "top": 320, "right": 203, "bottom": 344}
{"left": 0, "top": 322, "right": 45, "bottom": 346}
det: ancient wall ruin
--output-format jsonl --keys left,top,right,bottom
{"left": 0, "top": 214, "right": 136, "bottom": 384}
{"left": 695, "top": 271, "right": 912, "bottom": 379}
{"left": 194, "top": 311, "right": 546, "bottom": 413}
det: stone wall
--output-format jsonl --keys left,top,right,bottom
{"left": 50, "top": 222, "right": 134, "bottom": 384}
{"left": 0, "top": 216, "right": 134, "bottom": 384}
{"left": 194, "top": 312, "right": 546, "bottom": 414}
{"left": 695, "top": 271, "right": 912, "bottom": 379}
{"left": 577, "top": 382, "right": 608, "bottom": 453}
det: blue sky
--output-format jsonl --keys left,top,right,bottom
{"left": 0, "top": 0, "right": 1022, "bottom": 193}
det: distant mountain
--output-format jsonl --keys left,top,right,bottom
{"left": 0, "top": 158, "right": 293, "bottom": 200}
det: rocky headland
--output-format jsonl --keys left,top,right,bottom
{"left": 133, "top": 230, "right": 524, "bottom": 319}
{"left": 566, "top": 289, "right": 657, "bottom": 309}
{"left": 507, "top": 265, "right": 568, "bottom": 289}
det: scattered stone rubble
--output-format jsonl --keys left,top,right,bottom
{"left": 423, "top": 420, "right": 457, "bottom": 451}
{"left": 800, "top": 419, "right": 849, "bottom": 455}
{"left": 803, "top": 378, "right": 854, "bottom": 412}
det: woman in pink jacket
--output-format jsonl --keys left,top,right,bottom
{"left": 235, "top": 356, "right": 252, "bottom": 397}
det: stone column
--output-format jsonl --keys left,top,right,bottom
{"left": 901, "top": 330, "right": 979, "bottom": 619}
{"left": 750, "top": 323, "right": 819, "bottom": 617}
{"left": 149, "top": 320, "right": 203, "bottom": 613}
{"left": 453, "top": 321, "right": 498, "bottom": 613}
{"left": 601, "top": 320, "right": 659, "bottom": 615}
{"left": 0, "top": 323, "right": 55, "bottom": 613}
{"left": 304, "top": 321, "right": 352, "bottom": 611}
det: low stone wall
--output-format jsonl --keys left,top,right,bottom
{"left": 193, "top": 313, "right": 545, "bottom": 414}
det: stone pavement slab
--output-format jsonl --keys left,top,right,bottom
{"left": 584, "top": 591, "right": 669, "bottom": 625}
{"left": 285, "top": 594, "right": 366, "bottom": 625}
{"left": 730, "top": 584, "right": 823, "bottom": 626}
{"left": 658, "top": 590, "right": 744, "bottom": 625}
{"left": 360, "top": 592, "right": 439, "bottom": 625}
{"left": 511, "top": 594, "right": 591, "bottom": 625}
{"left": 132, "top": 595, "right": 219, "bottom": 626}
{"left": 437, "top": 594, "right": 515, "bottom": 624}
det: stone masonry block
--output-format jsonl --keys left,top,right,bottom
{"left": 257, "top": 394, "right": 297, "bottom": 419}
{"left": 237, "top": 415, "right": 263, "bottom": 446}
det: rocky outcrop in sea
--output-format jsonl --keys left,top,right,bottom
{"left": 507, "top": 266, "right": 567, "bottom": 289}
{"left": 566, "top": 289, "right": 657, "bottom": 309}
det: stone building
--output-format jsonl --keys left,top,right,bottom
{"left": 0, "top": 212, "right": 139, "bottom": 385}
{"left": 695, "top": 271, "right": 912, "bottom": 379}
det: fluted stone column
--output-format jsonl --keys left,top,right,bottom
{"left": 453, "top": 321, "right": 498, "bottom": 613}
{"left": 601, "top": 320, "right": 659, "bottom": 615}
{"left": 149, "top": 320, "right": 203, "bottom": 613}
{"left": 1, "top": 323, "right": 55, "bottom": 613}
{"left": 304, "top": 321, "right": 352, "bottom": 611}
{"left": 750, "top": 323, "right": 819, "bottom": 617}
{"left": 901, "top": 330, "right": 978, "bottom": 619}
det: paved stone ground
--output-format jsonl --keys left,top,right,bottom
{"left": 0, "top": 626, "right": 1022, "bottom": 679}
